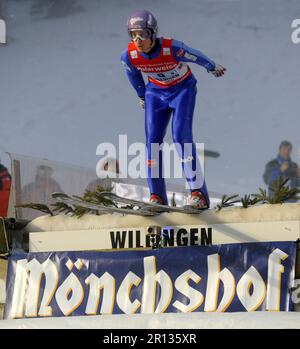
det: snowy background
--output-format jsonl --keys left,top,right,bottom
{"left": 0, "top": 0, "right": 299, "bottom": 196}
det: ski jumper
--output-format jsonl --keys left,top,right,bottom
{"left": 121, "top": 37, "right": 216, "bottom": 205}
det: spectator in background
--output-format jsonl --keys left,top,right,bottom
{"left": 0, "top": 161, "right": 11, "bottom": 217}
{"left": 21, "top": 165, "right": 63, "bottom": 220}
{"left": 263, "top": 141, "right": 300, "bottom": 197}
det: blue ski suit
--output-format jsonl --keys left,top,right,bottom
{"left": 121, "top": 37, "right": 216, "bottom": 205}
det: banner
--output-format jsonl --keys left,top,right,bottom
{"left": 29, "top": 221, "right": 300, "bottom": 252}
{"left": 4, "top": 241, "right": 297, "bottom": 319}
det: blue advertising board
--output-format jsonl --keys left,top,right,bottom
{"left": 4, "top": 241, "right": 297, "bottom": 319}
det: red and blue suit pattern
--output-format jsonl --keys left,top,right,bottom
{"left": 121, "top": 37, "right": 216, "bottom": 205}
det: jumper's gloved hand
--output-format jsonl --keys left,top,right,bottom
{"left": 210, "top": 64, "right": 226, "bottom": 77}
{"left": 139, "top": 97, "right": 145, "bottom": 110}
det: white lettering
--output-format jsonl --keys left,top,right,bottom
{"left": 7, "top": 247, "right": 291, "bottom": 318}
{"left": 10, "top": 258, "right": 58, "bottom": 318}
{"left": 0, "top": 19, "right": 6, "bottom": 44}
{"left": 128, "top": 142, "right": 147, "bottom": 179}
{"left": 116, "top": 271, "right": 142, "bottom": 313}
{"left": 291, "top": 19, "right": 300, "bottom": 44}
{"left": 10, "top": 259, "right": 29, "bottom": 318}
{"left": 96, "top": 142, "right": 117, "bottom": 178}
{"left": 291, "top": 279, "right": 300, "bottom": 305}
{"left": 141, "top": 256, "right": 173, "bottom": 313}
{"left": 173, "top": 269, "right": 204, "bottom": 312}
{"left": 266, "top": 248, "right": 288, "bottom": 311}
{"left": 55, "top": 272, "right": 84, "bottom": 316}
{"left": 237, "top": 266, "right": 266, "bottom": 311}
{"left": 85, "top": 272, "right": 115, "bottom": 315}
{"left": 204, "top": 254, "right": 236, "bottom": 312}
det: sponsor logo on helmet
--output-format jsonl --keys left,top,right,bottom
{"left": 130, "top": 17, "right": 144, "bottom": 25}
{"left": 147, "top": 14, "right": 153, "bottom": 25}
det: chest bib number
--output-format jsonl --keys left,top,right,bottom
{"left": 148, "top": 63, "right": 188, "bottom": 83}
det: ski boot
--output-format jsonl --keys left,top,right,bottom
{"left": 149, "top": 194, "right": 164, "bottom": 205}
{"left": 188, "top": 191, "right": 209, "bottom": 210}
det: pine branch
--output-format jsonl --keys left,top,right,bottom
{"left": 241, "top": 194, "right": 261, "bottom": 208}
{"left": 73, "top": 206, "right": 95, "bottom": 218}
{"left": 16, "top": 184, "right": 133, "bottom": 218}
{"left": 51, "top": 186, "right": 119, "bottom": 218}
{"left": 51, "top": 202, "right": 75, "bottom": 214}
{"left": 252, "top": 187, "right": 269, "bottom": 203}
{"left": 15, "top": 203, "right": 54, "bottom": 216}
{"left": 215, "top": 194, "right": 240, "bottom": 211}
{"left": 253, "top": 176, "right": 300, "bottom": 204}
{"left": 72, "top": 186, "right": 117, "bottom": 207}
{"left": 52, "top": 201, "right": 99, "bottom": 218}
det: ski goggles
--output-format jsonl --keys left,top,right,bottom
{"left": 129, "top": 29, "right": 152, "bottom": 41}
